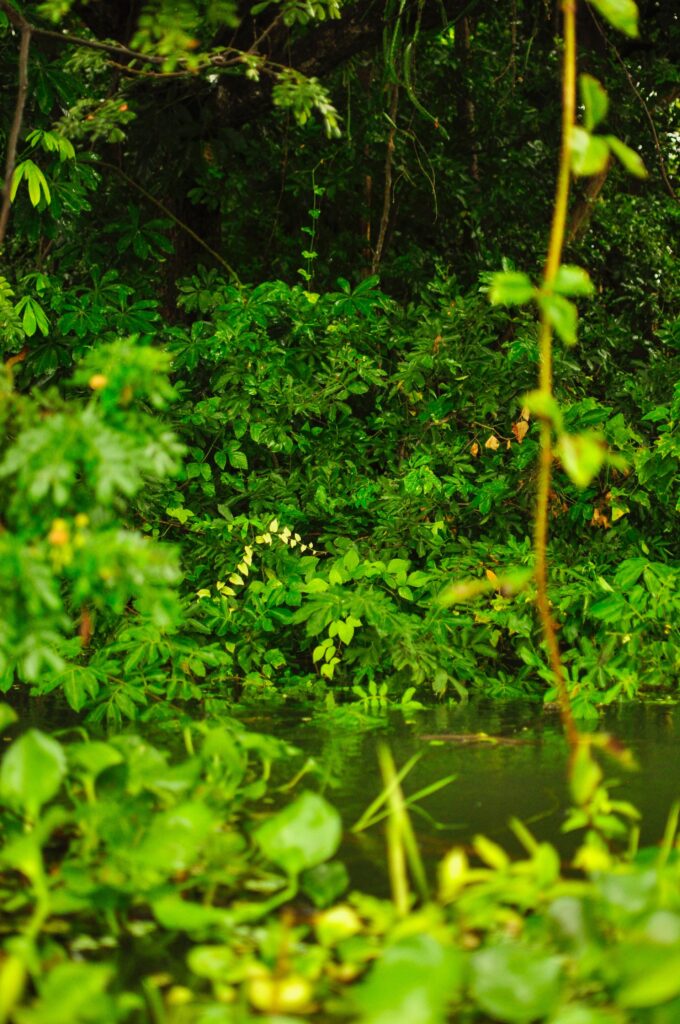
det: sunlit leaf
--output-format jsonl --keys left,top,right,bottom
{"left": 570, "top": 127, "right": 610, "bottom": 177}
{"left": 580, "top": 74, "right": 609, "bottom": 131}
{"left": 539, "top": 294, "right": 578, "bottom": 346}
{"left": 606, "top": 135, "right": 648, "bottom": 178}
{"left": 553, "top": 265, "right": 595, "bottom": 298}
{"left": 489, "top": 271, "right": 535, "bottom": 306}
{"left": 588, "top": 0, "right": 639, "bottom": 37}
{"left": 557, "top": 432, "right": 606, "bottom": 487}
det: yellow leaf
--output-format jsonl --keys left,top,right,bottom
{"left": 471, "top": 441, "right": 480, "bottom": 457}
{"left": 484, "top": 434, "right": 500, "bottom": 451}
{"left": 485, "top": 569, "right": 500, "bottom": 588}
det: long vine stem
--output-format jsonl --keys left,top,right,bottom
{"left": 534, "top": 0, "right": 579, "bottom": 754}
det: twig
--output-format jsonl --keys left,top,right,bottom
{"left": 96, "top": 160, "right": 242, "bottom": 285}
{"left": 0, "top": 5, "right": 31, "bottom": 248}
{"left": 589, "top": 8, "right": 678, "bottom": 202}
{"left": 372, "top": 84, "right": 399, "bottom": 274}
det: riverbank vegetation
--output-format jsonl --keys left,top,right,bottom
{"left": 0, "top": 0, "right": 678, "bottom": 1019}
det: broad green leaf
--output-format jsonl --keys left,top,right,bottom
{"left": 0, "top": 730, "right": 66, "bottom": 818}
{"left": 22, "top": 303, "right": 37, "bottom": 336}
{"left": 23, "top": 962, "right": 114, "bottom": 1024}
{"left": 589, "top": 592, "right": 629, "bottom": 622}
{"left": 619, "top": 952, "right": 680, "bottom": 1007}
{"left": 588, "top": 0, "right": 639, "bottom": 37}
{"left": 489, "top": 271, "right": 535, "bottom": 307}
{"left": 135, "top": 801, "right": 215, "bottom": 872}
{"left": 580, "top": 74, "right": 609, "bottom": 131}
{"left": 470, "top": 945, "right": 562, "bottom": 1023}
{"left": 539, "top": 294, "right": 578, "bottom": 346}
{"left": 606, "top": 135, "right": 648, "bottom": 178}
{"left": 556, "top": 431, "right": 606, "bottom": 487}
{"left": 570, "top": 127, "right": 610, "bottom": 177}
{"left": 68, "top": 741, "right": 124, "bottom": 777}
{"left": 255, "top": 791, "right": 341, "bottom": 877}
{"left": 354, "top": 935, "right": 462, "bottom": 1024}
{"left": 553, "top": 265, "right": 595, "bottom": 298}
{"left": 614, "top": 558, "right": 647, "bottom": 589}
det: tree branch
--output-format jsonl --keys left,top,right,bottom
{"left": 0, "top": 3, "right": 32, "bottom": 249}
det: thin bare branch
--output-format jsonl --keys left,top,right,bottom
{"left": 589, "top": 8, "right": 678, "bottom": 203}
{"left": 96, "top": 160, "right": 241, "bottom": 285}
{"left": 0, "top": 9, "right": 32, "bottom": 248}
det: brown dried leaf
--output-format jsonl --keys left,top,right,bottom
{"left": 512, "top": 419, "right": 529, "bottom": 443}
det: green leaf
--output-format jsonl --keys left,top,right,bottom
{"left": 152, "top": 893, "right": 233, "bottom": 931}
{"left": 588, "top": 0, "right": 639, "bottom": 37}
{"left": 589, "top": 592, "right": 629, "bottom": 622}
{"left": 0, "top": 704, "right": 17, "bottom": 734}
{"left": 470, "top": 945, "right": 562, "bottom": 1023}
{"left": 606, "top": 135, "right": 648, "bottom": 178}
{"left": 619, "top": 952, "right": 680, "bottom": 1007}
{"left": 489, "top": 271, "right": 535, "bottom": 307}
{"left": 580, "top": 74, "right": 609, "bottom": 131}
{"left": 255, "top": 791, "right": 341, "bottom": 877}
{"left": 570, "top": 743, "right": 603, "bottom": 805}
{"left": 539, "top": 294, "right": 578, "bottom": 346}
{"left": 556, "top": 431, "right": 606, "bottom": 487}
{"left": 354, "top": 935, "right": 462, "bottom": 1024}
{"left": 522, "top": 390, "right": 564, "bottom": 431}
{"left": 570, "top": 127, "right": 610, "bottom": 177}
{"left": 0, "top": 730, "right": 66, "bottom": 818}
{"left": 553, "top": 265, "right": 595, "bottom": 298}
{"left": 22, "top": 303, "right": 37, "bottom": 336}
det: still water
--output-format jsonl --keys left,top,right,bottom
{"left": 254, "top": 701, "right": 680, "bottom": 890}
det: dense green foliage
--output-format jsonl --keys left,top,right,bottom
{"left": 0, "top": 0, "right": 679, "bottom": 1020}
